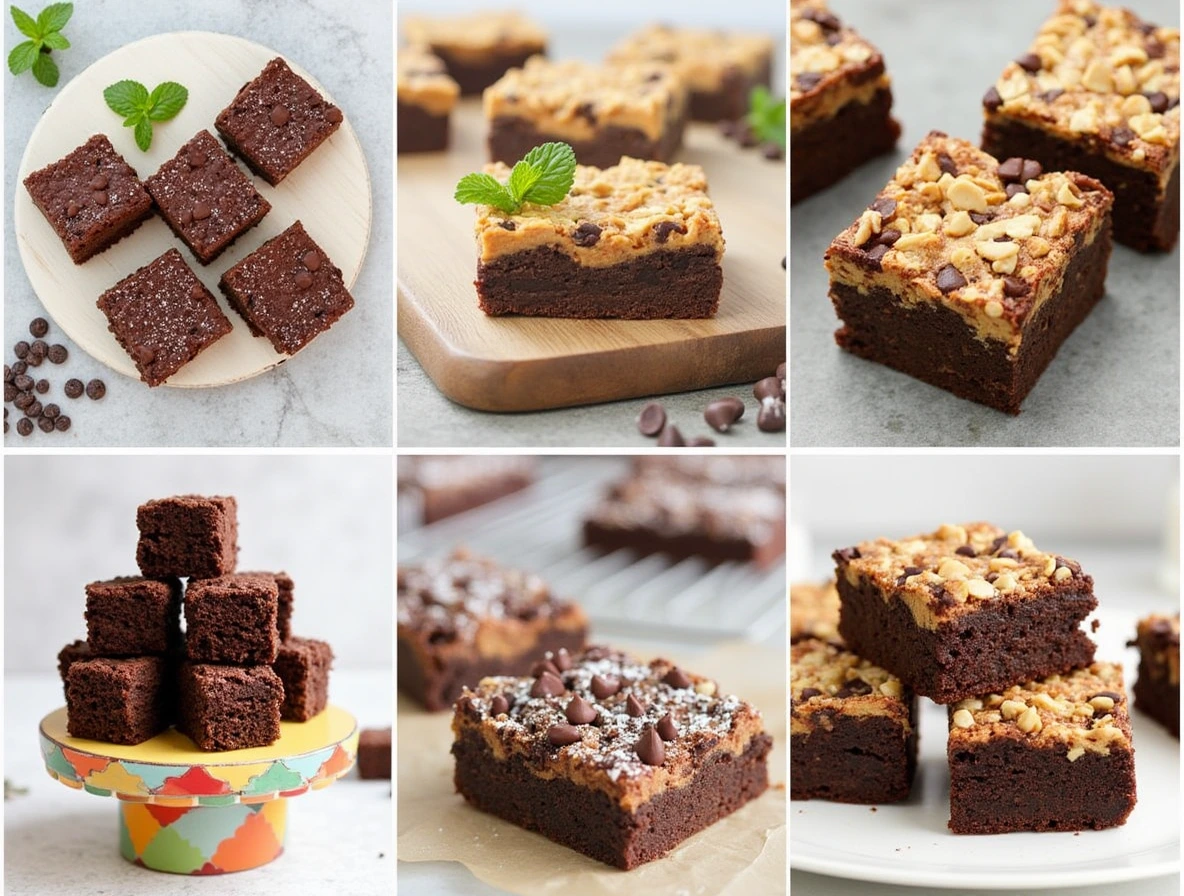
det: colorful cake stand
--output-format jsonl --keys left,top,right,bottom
{"left": 39, "top": 705, "right": 357, "bottom": 875}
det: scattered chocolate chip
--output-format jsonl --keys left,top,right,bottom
{"left": 1004, "top": 183, "right": 1028, "bottom": 199}
{"left": 24, "top": 400, "right": 42, "bottom": 418}
{"left": 188, "top": 149, "right": 207, "bottom": 168}
{"left": 757, "top": 397, "right": 785, "bottom": 432}
{"left": 3, "top": 384, "right": 15, "bottom": 402}
{"left": 983, "top": 86, "right": 1003, "bottom": 111}
{"left": 35, "top": 379, "right": 49, "bottom": 394}
{"left": 192, "top": 201, "right": 211, "bottom": 221}
{"left": 490, "top": 694, "right": 510, "bottom": 716}
{"left": 781, "top": 256, "right": 786, "bottom": 270}
{"left": 997, "top": 157, "right": 1024, "bottom": 182}
{"left": 270, "top": 105, "right": 291, "bottom": 126}
{"left": 637, "top": 402, "right": 666, "bottom": 437}
{"left": 325, "top": 106, "right": 343, "bottom": 124}
{"left": 799, "top": 687, "right": 822, "bottom": 700}
{"left": 686, "top": 436, "right": 715, "bottom": 447}
{"left": 704, "top": 397, "right": 744, "bottom": 432}
{"left": 294, "top": 271, "right": 314, "bottom": 290}
{"left": 936, "top": 264, "right": 967, "bottom": 293}
{"left": 64, "top": 378, "right": 84, "bottom": 399}
{"left": 16, "top": 417, "right": 32, "bottom": 436}
{"left": 1040, "top": 88, "right": 1065, "bottom": 103}
{"left": 663, "top": 667, "right": 692, "bottom": 689}
{"left": 864, "top": 243, "right": 889, "bottom": 268}
{"left": 955, "top": 545, "right": 976, "bottom": 557}
{"left": 572, "top": 222, "right": 602, "bottom": 247}
{"left": 1016, "top": 52, "right": 1043, "bottom": 72}
{"left": 552, "top": 648, "right": 573, "bottom": 672}
{"left": 1093, "top": 691, "right": 1123, "bottom": 703}
{"left": 1002, "top": 276, "right": 1031, "bottom": 298}
{"left": 565, "top": 695, "right": 597, "bottom": 725}
{"left": 93, "top": 191, "right": 108, "bottom": 206}
{"left": 1111, "top": 127, "right": 1136, "bottom": 147}
{"left": 13, "top": 341, "right": 28, "bottom": 359}
{"left": 837, "top": 547, "right": 861, "bottom": 561}
{"left": 1021, "top": 159, "right": 1043, "bottom": 181}
{"left": 37, "top": 416, "right": 54, "bottom": 433}
{"left": 530, "top": 672, "right": 566, "bottom": 698}
{"left": 25, "top": 352, "right": 42, "bottom": 368}
{"left": 14, "top": 393, "right": 33, "bottom": 410}
{"left": 625, "top": 693, "right": 646, "bottom": 717}
{"left": 13, "top": 375, "right": 33, "bottom": 392}
{"left": 870, "top": 197, "right": 897, "bottom": 219}
{"left": 652, "top": 220, "right": 687, "bottom": 243}
{"left": 795, "top": 72, "right": 823, "bottom": 92}
{"left": 776, "top": 362, "right": 786, "bottom": 384}
{"left": 133, "top": 345, "right": 156, "bottom": 366}
{"left": 498, "top": 219, "right": 516, "bottom": 230}
{"left": 547, "top": 724, "right": 582, "bottom": 747}
{"left": 656, "top": 713, "right": 678, "bottom": 741}
{"left": 937, "top": 152, "right": 958, "bottom": 176}
{"left": 302, "top": 251, "right": 322, "bottom": 272}
{"left": 837, "top": 679, "right": 873, "bottom": 698}
{"left": 591, "top": 674, "right": 620, "bottom": 700}
{"left": 574, "top": 101, "right": 598, "bottom": 125}
{"left": 753, "top": 376, "right": 783, "bottom": 401}
{"left": 657, "top": 424, "right": 685, "bottom": 447}
{"left": 531, "top": 659, "right": 560, "bottom": 678}
{"left": 12, "top": 360, "right": 26, "bottom": 375}
{"left": 800, "top": 7, "right": 841, "bottom": 30}
{"left": 718, "top": 119, "right": 739, "bottom": 138}
{"left": 47, "top": 345, "right": 67, "bottom": 364}
{"left": 66, "top": 201, "right": 79, "bottom": 217}
{"left": 762, "top": 142, "right": 783, "bottom": 161}
{"left": 29, "top": 318, "right": 48, "bottom": 338}
{"left": 29, "top": 340, "right": 47, "bottom": 357}
{"left": 89, "top": 173, "right": 108, "bottom": 191}
{"left": 998, "top": 548, "right": 1019, "bottom": 560}
{"left": 54, "top": 415, "right": 70, "bottom": 432}
{"left": 1145, "top": 91, "right": 1169, "bottom": 114}
{"left": 635, "top": 726, "right": 665, "bottom": 765}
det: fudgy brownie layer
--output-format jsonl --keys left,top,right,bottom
{"left": 398, "top": 101, "right": 450, "bottom": 154}
{"left": 435, "top": 47, "right": 538, "bottom": 96}
{"left": 1133, "top": 658, "right": 1180, "bottom": 738}
{"left": 420, "top": 475, "right": 532, "bottom": 524}
{"left": 488, "top": 114, "right": 686, "bottom": 169}
{"left": 948, "top": 735, "right": 1136, "bottom": 833}
{"left": 453, "top": 726, "right": 771, "bottom": 869}
{"left": 690, "top": 58, "right": 773, "bottom": 122}
{"left": 476, "top": 245, "right": 721, "bottom": 319}
{"left": 831, "top": 223, "right": 1111, "bottom": 415}
{"left": 836, "top": 576, "right": 1097, "bottom": 704}
{"left": 791, "top": 88, "right": 899, "bottom": 204}
{"left": 791, "top": 711, "right": 917, "bottom": 803}
{"left": 984, "top": 115, "right": 1179, "bottom": 253}
{"left": 397, "top": 629, "right": 587, "bottom": 712}
{"left": 582, "top": 516, "right": 786, "bottom": 568}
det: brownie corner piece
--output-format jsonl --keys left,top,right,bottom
{"left": 84, "top": 575, "right": 182, "bottom": 655}
{"left": 185, "top": 573, "right": 280, "bottom": 665}
{"left": 947, "top": 662, "right": 1136, "bottom": 833}
{"left": 218, "top": 221, "right": 354, "bottom": 355}
{"left": 274, "top": 636, "right": 332, "bottom": 721}
{"left": 66, "top": 655, "right": 168, "bottom": 745}
{"left": 1131, "top": 612, "right": 1180, "bottom": 737}
{"left": 136, "top": 494, "right": 239, "bottom": 578}
{"left": 825, "top": 131, "right": 1113, "bottom": 414}
{"left": 791, "top": 638, "right": 916, "bottom": 803}
{"left": 23, "top": 133, "right": 154, "bottom": 264}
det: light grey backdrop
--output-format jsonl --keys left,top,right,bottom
{"left": 4, "top": 0, "right": 393, "bottom": 447}
{"left": 4, "top": 454, "right": 393, "bottom": 672}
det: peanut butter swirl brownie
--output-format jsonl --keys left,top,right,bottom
{"left": 1131, "top": 612, "right": 1180, "bottom": 737}
{"left": 982, "top": 0, "right": 1180, "bottom": 251}
{"left": 790, "top": 580, "right": 841, "bottom": 644}
{"left": 826, "top": 131, "right": 1113, "bottom": 413}
{"left": 947, "top": 662, "right": 1136, "bottom": 833}
{"left": 834, "top": 522, "right": 1097, "bottom": 703}
{"left": 451, "top": 645, "right": 771, "bottom": 868}
{"left": 397, "top": 46, "right": 459, "bottom": 154}
{"left": 403, "top": 10, "right": 547, "bottom": 96}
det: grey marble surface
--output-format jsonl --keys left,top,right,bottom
{"left": 3, "top": 0, "right": 392, "bottom": 447}
{"left": 790, "top": 0, "right": 1180, "bottom": 448}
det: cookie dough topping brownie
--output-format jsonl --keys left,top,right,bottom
{"left": 398, "top": 45, "right": 460, "bottom": 118}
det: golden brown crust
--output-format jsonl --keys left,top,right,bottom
{"left": 789, "top": 581, "right": 841, "bottom": 643}
{"left": 607, "top": 23, "right": 774, "bottom": 94}
{"left": 402, "top": 11, "right": 546, "bottom": 62}
{"left": 398, "top": 46, "right": 459, "bottom": 117}
{"left": 791, "top": 638, "right": 910, "bottom": 736}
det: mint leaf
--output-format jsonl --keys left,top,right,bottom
{"left": 746, "top": 86, "right": 785, "bottom": 150}
{"left": 40, "top": 29, "right": 66, "bottom": 49}
{"left": 7, "top": 38, "right": 37, "bottom": 74}
{"left": 103, "top": 79, "right": 148, "bottom": 116}
{"left": 145, "top": 81, "right": 187, "bottom": 121}
{"left": 10, "top": 5, "right": 39, "bottom": 38}
{"left": 518, "top": 142, "right": 576, "bottom": 206}
{"left": 133, "top": 115, "right": 152, "bottom": 151}
{"left": 30, "top": 48, "right": 56, "bottom": 86}
{"left": 35, "top": 1, "right": 70, "bottom": 34}
{"left": 454, "top": 172, "right": 517, "bottom": 214}
{"left": 507, "top": 160, "right": 542, "bottom": 205}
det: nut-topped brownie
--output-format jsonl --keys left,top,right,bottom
{"left": 607, "top": 24, "right": 774, "bottom": 122}
{"left": 398, "top": 549, "right": 588, "bottom": 712}
{"left": 790, "top": 0, "right": 900, "bottom": 203}
{"left": 402, "top": 10, "right": 547, "bottom": 96}
{"left": 398, "top": 46, "right": 459, "bottom": 154}
{"left": 452, "top": 645, "right": 771, "bottom": 869}
{"left": 218, "top": 221, "right": 355, "bottom": 355}
{"left": 484, "top": 57, "right": 687, "bottom": 168}
{"left": 1130, "top": 612, "right": 1180, "bottom": 737}
{"left": 834, "top": 522, "right": 1097, "bottom": 704}
{"left": 96, "top": 249, "right": 234, "bottom": 387}
{"left": 825, "top": 131, "right": 1113, "bottom": 414}
{"left": 24, "top": 134, "right": 154, "bottom": 264}
{"left": 791, "top": 638, "right": 916, "bottom": 803}
{"left": 947, "top": 662, "right": 1136, "bottom": 833}
{"left": 397, "top": 455, "right": 534, "bottom": 527}
{"left": 474, "top": 157, "right": 723, "bottom": 319}
{"left": 215, "top": 57, "right": 344, "bottom": 186}
{"left": 790, "top": 581, "right": 841, "bottom": 644}
{"left": 981, "top": 1, "right": 1179, "bottom": 251}
{"left": 144, "top": 129, "right": 271, "bottom": 265}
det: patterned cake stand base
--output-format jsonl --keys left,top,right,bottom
{"left": 39, "top": 705, "right": 358, "bottom": 874}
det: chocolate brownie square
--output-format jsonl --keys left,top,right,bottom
{"left": 215, "top": 57, "right": 343, "bottom": 185}
{"left": 144, "top": 129, "right": 271, "bottom": 265}
{"left": 218, "top": 221, "right": 355, "bottom": 355}
{"left": 66, "top": 656, "right": 168, "bottom": 745}
{"left": 397, "top": 46, "right": 458, "bottom": 154}
{"left": 273, "top": 636, "right": 332, "bottom": 721}
{"left": 178, "top": 663, "right": 284, "bottom": 751}
{"left": 23, "top": 133, "right": 154, "bottom": 263}
{"left": 84, "top": 575, "right": 182, "bottom": 656}
{"left": 136, "top": 494, "right": 238, "bottom": 578}
{"left": 96, "top": 248, "right": 234, "bottom": 386}
{"left": 402, "top": 10, "right": 547, "bottom": 96}
{"left": 57, "top": 639, "right": 92, "bottom": 698}
{"left": 357, "top": 727, "right": 391, "bottom": 779}
{"left": 1131, "top": 612, "right": 1180, "bottom": 737}
{"left": 241, "top": 570, "right": 294, "bottom": 640}
{"left": 185, "top": 574, "right": 279, "bottom": 665}
{"left": 397, "top": 456, "right": 534, "bottom": 526}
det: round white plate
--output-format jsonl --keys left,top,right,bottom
{"left": 791, "top": 608, "right": 1181, "bottom": 888}
{"left": 14, "top": 31, "right": 372, "bottom": 388}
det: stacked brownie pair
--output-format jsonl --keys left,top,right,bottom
{"left": 792, "top": 522, "right": 1138, "bottom": 835}
{"left": 59, "top": 494, "right": 332, "bottom": 752}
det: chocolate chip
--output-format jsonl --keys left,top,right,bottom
{"left": 192, "top": 201, "right": 211, "bottom": 221}
{"left": 635, "top": 726, "right": 665, "bottom": 765}
{"left": 302, "top": 250, "right": 322, "bottom": 272}
{"left": 1016, "top": 52, "right": 1043, "bottom": 72}
{"left": 753, "top": 376, "right": 783, "bottom": 401}
{"left": 530, "top": 672, "right": 565, "bottom": 698}
{"left": 490, "top": 694, "right": 510, "bottom": 716}
{"left": 704, "top": 397, "right": 744, "bottom": 432}
{"left": 591, "top": 674, "right": 620, "bottom": 700}
{"left": 325, "top": 106, "right": 343, "bottom": 124}
{"left": 1111, "top": 127, "right": 1136, "bottom": 147}
{"left": 547, "top": 724, "right": 581, "bottom": 746}
{"left": 657, "top": 424, "right": 685, "bottom": 447}
{"left": 955, "top": 545, "right": 976, "bottom": 557}
{"left": 1146, "top": 37, "right": 1166, "bottom": 59}
{"left": 1021, "top": 159, "right": 1043, "bottom": 181}
{"left": 574, "top": 101, "right": 598, "bottom": 125}
{"left": 16, "top": 417, "right": 32, "bottom": 436}
{"left": 836, "top": 679, "right": 873, "bottom": 697}
{"left": 1002, "top": 276, "right": 1031, "bottom": 298}
{"left": 795, "top": 72, "right": 823, "bottom": 92}
{"left": 1145, "top": 91, "right": 1169, "bottom": 114}
{"left": 799, "top": 687, "right": 822, "bottom": 700}
{"left": 188, "top": 149, "right": 207, "bottom": 167}
{"left": 1040, "top": 88, "right": 1065, "bottom": 103}
{"left": 998, "top": 549, "right": 1019, "bottom": 560}
{"left": 2, "top": 365, "right": 9, "bottom": 383}
{"left": 89, "top": 173, "right": 108, "bottom": 191}
{"left": 757, "top": 397, "right": 785, "bottom": 432}
{"left": 800, "top": 7, "right": 841, "bottom": 30}
{"left": 26, "top": 352, "right": 43, "bottom": 367}
{"left": 14, "top": 392, "right": 33, "bottom": 410}
{"left": 134, "top": 345, "right": 156, "bottom": 366}
{"left": 1093, "top": 691, "right": 1123, "bottom": 703}
{"left": 54, "top": 415, "right": 70, "bottom": 432}
{"left": 24, "top": 400, "right": 42, "bottom": 418}
{"left": 983, "top": 86, "right": 1003, "bottom": 111}
{"left": 64, "top": 378, "right": 84, "bottom": 399}
{"left": 656, "top": 713, "right": 678, "bottom": 741}
{"left": 93, "top": 191, "right": 108, "bottom": 206}
{"left": 762, "top": 142, "right": 784, "bottom": 161}
{"left": 652, "top": 220, "right": 687, "bottom": 243}
{"left": 637, "top": 402, "right": 666, "bottom": 437}
{"left": 936, "top": 264, "right": 967, "bottom": 293}
{"left": 13, "top": 341, "right": 28, "bottom": 359}
{"left": 30, "top": 340, "right": 46, "bottom": 356}
{"left": 870, "top": 197, "right": 897, "bottom": 219}
{"left": 572, "top": 222, "right": 602, "bottom": 247}
{"left": 565, "top": 695, "right": 597, "bottom": 725}
{"left": 864, "top": 243, "right": 889, "bottom": 268}
{"left": 37, "top": 416, "right": 54, "bottom": 433}
{"left": 13, "top": 375, "right": 33, "bottom": 392}
{"left": 937, "top": 153, "right": 958, "bottom": 176}
{"left": 1005, "top": 183, "right": 1028, "bottom": 199}
{"left": 47, "top": 344, "right": 67, "bottom": 364}
{"left": 498, "top": 220, "right": 516, "bottom": 231}
{"left": 3, "top": 383, "right": 14, "bottom": 402}
{"left": 270, "top": 105, "right": 291, "bottom": 126}
{"left": 66, "top": 200, "right": 80, "bottom": 217}
{"left": 718, "top": 120, "right": 739, "bottom": 138}
{"left": 553, "top": 648, "right": 572, "bottom": 672}
{"left": 969, "top": 211, "right": 995, "bottom": 225}
{"left": 35, "top": 379, "right": 48, "bottom": 394}
{"left": 29, "top": 318, "right": 48, "bottom": 338}
{"left": 294, "top": 271, "right": 314, "bottom": 290}
{"left": 531, "top": 659, "right": 560, "bottom": 678}
{"left": 836, "top": 547, "right": 861, "bottom": 561}
{"left": 686, "top": 436, "right": 715, "bottom": 447}
{"left": 997, "top": 157, "right": 1024, "bottom": 183}
{"left": 663, "top": 667, "right": 692, "bottom": 689}
{"left": 625, "top": 694, "right": 647, "bottom": 717}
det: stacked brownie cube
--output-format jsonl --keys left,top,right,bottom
{"left": 60, "top": 494, "right": 332, "bottom": 751}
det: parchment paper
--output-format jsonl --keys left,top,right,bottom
{"left": 397, "top": 643, "right": 786, "bottom": 896}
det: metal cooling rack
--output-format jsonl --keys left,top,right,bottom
{"left": 397, "top": 458, "right": 787, "bottom": 647}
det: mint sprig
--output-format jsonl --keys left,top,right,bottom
{"left": 8, "top": 2, "right": 72, "bottom": 87}
{"left": 455, "top": 142, "right": 577, "bottom": 215}
{"left": 103, "top": 79, "right": 189, "bottom": 151}
{"left": 747, "top": 85, "right": 786, "bottom": 150}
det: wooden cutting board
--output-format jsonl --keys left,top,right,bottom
{"left": 397, "top": 102, "right": 786, "bottom": 412}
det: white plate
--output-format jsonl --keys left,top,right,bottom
{"left": 13, "top": 31, "right": 372, "bottom": 388}
{"left": 791, "top": 608, "right": 1181, "bottom": 888}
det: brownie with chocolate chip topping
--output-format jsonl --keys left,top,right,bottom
{"left": 145, "top": 130, "right": 271, "bottom": 265}
{"left": 1130, "top": 612, "right": 1179, "bottom": 737}
{"left": 825, "top": 131, "right": 1113, "bottom": 414}
{"left": 451, "top": 645, "right": 771, "bottom": 869}
{"left": 473, "top": 157, "right": 724, "bottom": 319}
{"left": 24, "top": 134, "right": 154, "bottom": 264}
{"left": 834, "top": 522, "right": 1097, "bottom": 704}
{"left": 96, "top": 248, "right": 233, "bottom": 386}
{"left": 981, "top": 0, "right": 1179, "bottom": 251}
{"left": 215, "top": 57, "right": 343, "bottom": 186}
{"left": 791, "top": 638, "right": 917, "bottom": 803}
{"left": 790, "top": 0, "right": 900, "bottom": 202}
{"left": 397, "top": 46, "right": 459, "bottom": 154}
{"left": 218, "top": 221, "right": 354, "bottom": 355}
{"left": 397, "top": 549, "right": 588, "bottom": 711}
{"left": 403, "top": 10, "right": 547, "bottom": 96}
{"left": 947, "top": 662, "right": 1136, "bottom": 833}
